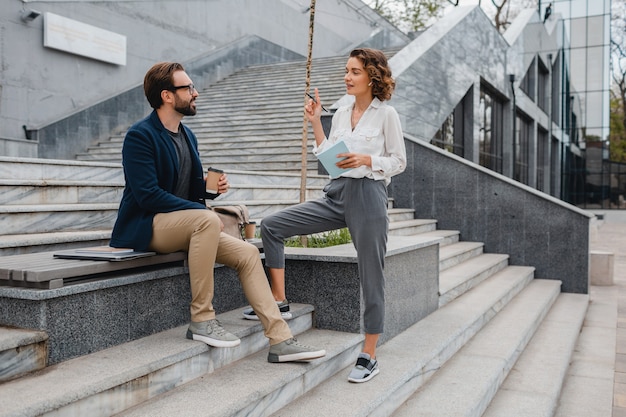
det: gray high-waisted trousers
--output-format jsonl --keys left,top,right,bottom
{"left": 261, "top": 177, "right": 389, "bottom": 334}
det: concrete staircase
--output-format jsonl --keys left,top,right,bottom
{"left": 0, "top": 55, "right": 352, "bottom": 255}
{"left": 74, "top": 56, "right": 350, "bottom": 176}
{"left": 0, "top": 217, "right": 589, "bottom": 417}
{"left": 0, "top": 52, "right": 597, "bottom": 416}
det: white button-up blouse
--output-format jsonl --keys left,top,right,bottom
{"left": 313, "top": 97, "right": 406, "bottom": 185}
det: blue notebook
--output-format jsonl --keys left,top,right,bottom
{"left": 316, "top": 140, "right": 353, "bottom": 179}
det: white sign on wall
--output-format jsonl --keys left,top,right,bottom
{"left": 43, "top": 12, "right": 126, "bottom": 66}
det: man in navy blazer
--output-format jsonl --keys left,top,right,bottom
{"left": 110, "top": 62, "right": 325, "bottom": 362}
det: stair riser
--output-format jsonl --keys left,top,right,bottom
{"left": 482, "top": 294, "right": 590, "bottom": 417}
{"left": 439, "top": 246, "right": 485, "bottom": 272}
{"left": 1, "top": 211, "right": 117, "bottom": 234}
{"left": 388, "top": 211, "right": 416, "bottom": 222}
{"left": 389, "top": 223, "right": 437, "bottom": 236}
{"left": 392, "top": 280, "right": 561, "bottom": 417}
{"left": 200, "top": 154, "right": 319, "bottom": 164}
{"left": 0, "top": 339, "right": 48, "bottom": 383}
{"left": 439, "top": 258, "right": 510, "bottom": 307}
{"left": 227, "top": 172, "right": 328, "bottom": 187}
{"left": 0, "top": 159, "right": 123, "bottom": 182}
{"left": 89, "top": 140, "right": 308, "bottom": 152}
{"left": 0, "top": 185, "right": 123, "bottom": 205}
{"left": 221, "top": 187, "right": 324, "bottom": 202}
{"left": 203, "top": 162, "right": 318, "bottom": 171}
{"left": 0, "top": 239, "right": 112, "bottom": 257}
{"left": 235, "top": 203, "right": 303, "bottom": 220}
{"left": 236, "top": 344, "right": 362, "bottom": 417}
{"left": 43, "top": 313, "right": 316, "bottom": 417}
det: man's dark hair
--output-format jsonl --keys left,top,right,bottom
{"left": 144, "top": 62, "right": 185, "bottom": 109}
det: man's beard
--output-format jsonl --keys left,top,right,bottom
{"left": 175, "top": 99, "right": 196, "bottom": 116}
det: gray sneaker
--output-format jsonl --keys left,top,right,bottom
{"left": 267, "top": 337, "right": 326, "bottom": 363}
{"left": 243, "top": 299, "right": 293, "bottom": 321}
{"left": 186, "top": 319, "right": 241, "bottom": 348}
{"left": 348, "top": 352, "right": 379, "bottom": 383}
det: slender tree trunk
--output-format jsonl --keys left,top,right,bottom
{"left": 299, "top": 0, "right": 316, "bottom": 247}
{"left": 300, "top": 0, "right": 316, "bottom": 204}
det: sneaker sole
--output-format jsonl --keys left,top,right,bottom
{"left": 243, "top": 311, "right": 293, "bottom": 321}
{"left": 186, "top": 330, "right": 241, "bottom": 348}
{"left": 267, "top": 349, "right": 326, "bottom": 363}
{"left": 348, "top": 367, "right": 379, "bottom": 383}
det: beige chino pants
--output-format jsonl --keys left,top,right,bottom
{"left": 149, "top": 209, "right": 292, "bottom": 345}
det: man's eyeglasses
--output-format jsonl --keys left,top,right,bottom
{"left": 169, "top": 84, "right": 196, "bottom": 94}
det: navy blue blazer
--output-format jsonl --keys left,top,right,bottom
{"left": 110, "top": 110, "right": 213, "bottom": 250}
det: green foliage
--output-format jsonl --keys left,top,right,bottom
{"left": 610, "top": 96, "right": 626, "bottom": 162}
{"left": 364, "top": 0, "right": 446, "bottom": 33}
{"left": 284, "top": 228, "right": 352, "bottom": 248}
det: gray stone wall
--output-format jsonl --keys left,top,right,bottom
{"left": 390, "top": 136, "right": 593, "bottom": 294}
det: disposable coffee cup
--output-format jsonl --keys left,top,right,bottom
{"left": 206, "top": 167, "right": 223, "bottom": 194}
{"left": 244, "top": 221, "right": 257, "bottom": 239}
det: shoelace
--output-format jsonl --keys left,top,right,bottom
{"left": 208, "top": 319, "right": 229, "bottom": 336}
{"left": 288, "top": 337, "right": 313, "bottom": 349}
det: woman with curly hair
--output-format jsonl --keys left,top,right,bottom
{"left": 244, "top": 48, "right": 406, "bottom": 383}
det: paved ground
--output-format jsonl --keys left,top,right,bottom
{"left": 587, "top": 211, "right": 626, "bottom": 417}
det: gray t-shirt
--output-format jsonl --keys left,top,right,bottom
{"left": 167, "top": 125, "right": 192, "bottom": 200}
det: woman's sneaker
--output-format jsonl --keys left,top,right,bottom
{"left": 348, "top": 352, "right": 379, "bottom": 383}
{"left": 267, "top": 337, "right": 326, "bottom": 363}
{"left": 243, "top": 299, "right": 292, "bottom": 320}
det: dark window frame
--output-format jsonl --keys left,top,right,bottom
{"left": 479, "top": 83, "right": 504, "bottom": 173}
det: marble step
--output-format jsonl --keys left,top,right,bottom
{"left": 0, "top": 304, "right": 321, "bottom": 417}
{"left": 0, "top": 203, "right": 118, "bottom": 235}
{"left": 482, "top": 292, "right": 589, "bottom": 417}
{"left": 388, "top": 218, "right": 438, "bottom": 236}
{"left": 75, "top": 138, "right": 314, "bottom": 163}
{"left": 0, "top": 157, "right": 123, "bottom": 182}
{"left": 197, "top": 161, "right": 320, "bottom": 173}
{"left": 81, "top": 138, "right": 310, "bottom": 153}
{"left": 268, "top": 266, "right": 535, "bottom": 417}
{"left": 0, "top": 180, "right": 123, "bottom": 205}
{"left": 217, "top": 78, "right": 344, "bottom": 91}
{"left": 76, "top": 150, "right": 320, "bottom": 166}
{"left": 200, "top": 83, "right": 346, "bottom": 100}
{"left": 186, "top": 105, "right": 310, "bottom": 117}
{"left": 214, "top": 67, "right": 345, "bottom": 86}
{"left": 226, "top": 170, "right": 328, "bottom": 187}
{"left": 387, "top": 208, "right": 416, "bottom": 223}
{"left": 212, "top": 184, "right": 325, "bottom": 202}
{"left": 89, "top": 139, "right": 309, "bottom": 152}
{"left": 200, "top": 144, "right": 316, "bottom": 155}
{"left": 198, "top": 140, "right": 309, "bottom": 150}
{"left": 198, "top": 156, "right": 319, "bottom": 169}
{"left": 214, "top": 68, "right": 345, "bottom": 84}
{"left": 391, "top": 279, "right": 563, "bottom": 417}
{"left": 439, "top": 241, "right": 485, "bottom": 271}
{"left": 439, "top": 253, "right": 511, "bottom": 307}
{"left": 116, "top": 330, "right": 363, "bottom": 417}
{"left": 0, "top": 327, "right": 48, "bottom": 383}
{"left": 184, "top": 127, "right": 309, "bottom": 137}
{"left": 0, "top": 230, "right": 112, "bottom": 256}
{"left": 177, "top": 117, "right": 306, "bottom": 129}
{"left": 412, "top": 229, "right": 460, "bottom": 247}
{"left": 199, "top": 85, "right": 342, "bottom": 101}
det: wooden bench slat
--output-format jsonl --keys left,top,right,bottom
{"left": 1, "top": 252, "right": 187, "bottom": 283}
{"left": 0, "top": 239, "right": 262, "bottom": 287}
